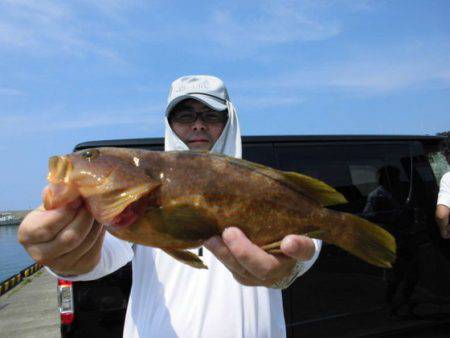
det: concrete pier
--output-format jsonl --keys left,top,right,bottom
{"left": 0, "top": 269, "right": 59, "bottom": 338}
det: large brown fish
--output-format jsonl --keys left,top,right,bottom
{"left": 43, "top": 147, "right": 396, "bottom": 269}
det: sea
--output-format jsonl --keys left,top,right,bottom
{"left": 0, "top": 225, "right": 35, "bottom": 282}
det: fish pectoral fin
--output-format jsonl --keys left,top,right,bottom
{"left": 163, "top": 249, "right": 208, "bottom": 269}
{"left": 281, "top": 172, "right": 347, "bottom": 206}
{"left": 162, "top": 199, "right": 219, "bottom": 241}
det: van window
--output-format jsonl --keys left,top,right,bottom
{"left": 274, "top": 143, "right": 412, "bottom": 214}
{"left": 242, "top": 143, "right": 277, "bottom": 168}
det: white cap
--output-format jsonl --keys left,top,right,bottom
{"left": 165, "top": 75, "right": 229, "bottom": 116}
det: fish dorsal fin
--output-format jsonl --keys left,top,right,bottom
{"left": 188, "top": 151, "right": 347, "bottom": 206}
{"left": 224, "top": 156, "right": 347, "bottom": 206}
{"left": 281, "top": 172, "right": 347, "bottom": 206}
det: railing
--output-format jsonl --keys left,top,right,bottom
{"left": 0, "top": 220, "right": 22, "bottom": 226}
{"left": 0, "top": 262, "right": 43, "bottom": 296}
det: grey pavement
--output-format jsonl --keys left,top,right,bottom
{"left": 0, "top": 269, "right": 59, "bottom": 338}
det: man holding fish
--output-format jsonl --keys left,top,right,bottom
{"left": 18, "top": 75, "right": 322, "bottom": 338}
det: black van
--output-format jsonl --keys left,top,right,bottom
{"left": 59, "top": 135, "right": 450, "bottom": 338}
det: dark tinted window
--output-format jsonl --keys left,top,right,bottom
{"left": 242, "top": 143, "right": 276, "bottom": 167}
{"left": 275, "top": 142, "right": 412, "bottom": 214}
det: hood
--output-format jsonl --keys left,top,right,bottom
{"left": 164, "top": 100, "right": 242, "bottom": 159}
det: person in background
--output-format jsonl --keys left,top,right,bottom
{"left": 436, "top": 147, "right": 450, "bottom": 239}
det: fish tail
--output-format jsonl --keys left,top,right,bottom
{"left": 316, "top": 210, "right": 396, "bottom": 268}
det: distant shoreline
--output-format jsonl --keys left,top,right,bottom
{"left": 0, "top": 210, "right": 30, "bottom": 227}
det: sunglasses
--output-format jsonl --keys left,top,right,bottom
{"left": 170, "top": 109, "right": 228, "bottom": 124}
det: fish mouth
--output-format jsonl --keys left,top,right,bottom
{"left": 44, "top": 156, "right": 78, "bottom": 210}
{"left": 48, "top": 156, "right": 72, "bottom": 183}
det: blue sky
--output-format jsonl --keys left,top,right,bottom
{"left": 1, "top": 0, "right": 449, "bottom": 210}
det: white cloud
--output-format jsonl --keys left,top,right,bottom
{"left": 235, "top": 94, "right": 306, "bottom": 108}
{"left": 0, "top": 87, "right": 24, "bottom": 96}
{"left": 234, "top": 40, "right": 450, "bottom": 97}
{"left": 209, "top": 5, "right": 341, "bottom": 47}
{"left": 78, "top": 0, "right": 144, "bottom": 19}
{"left": 0, "top": 0, "right": 126, "bottom": 61}
{"left": 125, "top": 0, "right": 349, "bottom": 59}
{"left": 311, "top": 0, "right": 376, "bottom": 12}
{"left": 0, "top": 105, "right": 164, "bottom": 135}
{"left": 0, "top": 0, "right": 366, "bottom": 61}
{"left": 201, "top": 0, "right": 376, "bottom": 51}
{"left": 437, "top": 69, "right": 450, "bottom": 82}
{"left": 173, "top": 1, "right": 344, "bottom": 59}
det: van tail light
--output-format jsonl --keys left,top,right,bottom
{"left": 57, "top": 279, "right": 74, "bottom": 325}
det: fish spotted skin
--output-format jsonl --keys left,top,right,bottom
{"left": 44, "top": 147, "right": 396, "bottom": 269}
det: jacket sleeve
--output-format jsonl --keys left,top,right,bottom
{"left": 45, "top": 232, "right": 134, "bottom": 281}
{"left": 437, "top": 172, "right": 450, "bottom": 208}
{"left": 271, "top": 238, "right": 322, "bottom": 289}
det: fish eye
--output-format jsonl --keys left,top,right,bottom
{"left": 81, "top": 149, "right": 100, "bottom": 161}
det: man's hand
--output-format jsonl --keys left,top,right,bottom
{"left": 204, "top": 227, "right": 316, "bottom": 287}
{"left": 18, "top": 190, "right": 105, "bottom": 276}
{"left": 436, "top": 205, "right": 450, "bottom": 239}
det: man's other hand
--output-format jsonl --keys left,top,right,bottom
{"left": 205, "top": 227, "right": 316, "bottom": 287}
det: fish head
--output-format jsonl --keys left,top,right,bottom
{"left": 44, "top": 148, "right": 160, "bottom": 227}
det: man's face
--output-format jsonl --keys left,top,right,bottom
{"left": 169, "top": 99, "right": 227, "bottom": 150}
